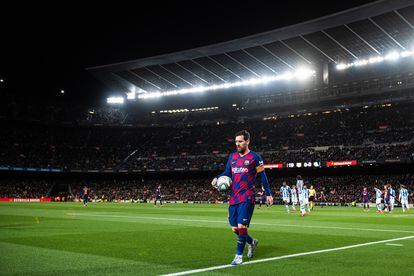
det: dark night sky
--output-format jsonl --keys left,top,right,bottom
{"left": 1, "top": 1, "right": 376, "bottom": 105}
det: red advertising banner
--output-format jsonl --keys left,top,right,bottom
{"left": 264, "top": 163, "right": 284, "bottom": 169}
{"left": 0, "top": 198, "right": 51, "bottom": 202}
{"left": 326, "top": 160, "right": 357, "bottom": 167}
{"left": 0, "top": 198, "right": 13, "bottom": 202}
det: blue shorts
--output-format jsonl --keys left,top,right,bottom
{"left": 363, "top": 199, "right": 369, "bottom": 203}
{"left": 228, "top": 202, "right": 255, "bottom": 227}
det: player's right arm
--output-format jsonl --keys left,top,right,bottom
{"left": 211, "top": 155, "right": 232, "bottom": 188}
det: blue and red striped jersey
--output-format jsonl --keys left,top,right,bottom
{"left": 362, "top": 191, "right": 369, "bottom": 200}
{"left": 218, "top": 150, "right": 271, "bottom": 205}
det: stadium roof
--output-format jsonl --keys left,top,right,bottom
{"left": 87, "top": 0, "right": 414, "bottom": 98}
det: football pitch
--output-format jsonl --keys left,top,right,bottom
{"left": 1, "top": 202, "right": 414, "bottom": 275}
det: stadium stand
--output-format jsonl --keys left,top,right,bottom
{"left": 1, "top": 99, "right": 413, "bottom": 171}
{"left": 1, "top": 174, "right": 413, "bottom": 204}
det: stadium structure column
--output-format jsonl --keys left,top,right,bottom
{"left": 323, "top": 62, "right": 329, "bottom": 85}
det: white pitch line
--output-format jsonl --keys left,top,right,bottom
{"left": 390, "top": 214, "right": 414, "bottom": 218}
{"left": 160, "top": 235, "right": 414, "bottom": 276}
{"left": 66, "top": 213, "right": 414, "bottom": 234}
{"left": 386, "top": 243, "right": 404, "bottom": 246}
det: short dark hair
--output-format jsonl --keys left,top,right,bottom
{"left": 235, "top": 130, "right": 250, "bottom": 141}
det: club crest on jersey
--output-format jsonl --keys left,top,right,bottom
{"left": 244, "top": 160, "right": 250, "bottom": 166}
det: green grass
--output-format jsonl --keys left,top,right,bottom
{"left": 1, "top": 202, "right": 414, "bottom": 275}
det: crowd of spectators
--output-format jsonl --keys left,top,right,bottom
{"left": 71, "top": 179, "right": 224, "bottom": 203}
{"left": 0, "top": 179, "right": 53, "bottom": 198}
{"left": 2, "top": 174, "right": 412, "bottom": 205}
{"left": 0, "top": 102, "right": 413, "bottom": 171}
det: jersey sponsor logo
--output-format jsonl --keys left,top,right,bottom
{"left": 232, "top": 167, "right": 249, "bottom": 174}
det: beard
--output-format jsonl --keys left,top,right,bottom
{"left": 237, "top": 146, "right": 246, "bottom": 153}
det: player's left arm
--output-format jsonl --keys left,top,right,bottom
{"left": 254, "top": 154, "right": 273, "bottom": 205}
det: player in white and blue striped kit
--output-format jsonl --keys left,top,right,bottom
{"left": 280, "top": 182, "right": 291, "bottom": 213}
{"left": 297, "top": 175, "right": 309, "bottom": 216}
{"left": 389, "top": 185, "right": 396, "bottom": 212}
{"left": 302, "top": 184, "right": 310, "bottom": 214}
{"left": 399, "top": 185, "right": 410, "bottom": 213}
{"left": 374, "top": 187, "right": 383, "bottom": 213}
{"left": 291, "top": 185, "right": 298, "bottom": 211}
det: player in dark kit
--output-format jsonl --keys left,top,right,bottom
{"left": 257, "top": 188, "right": 269, "bottom": 209}
{"left": 212, "top": 130, "right": 273, "bottom": 265}
{"left": 384, "top": 185, "right": 391, "bottom": 212}
{"left": 319, "top": 191, "right": 326, "bottom": 208}
{"left": 361, "top": 187, "right": 370, "bottom": 211}
{"left": 154, "top": 185, "right": 163, "bottom": 207}
{"left": 82, "top": 185, "right": 89, "bottom": 207}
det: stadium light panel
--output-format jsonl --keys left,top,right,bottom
{"left": 336, "top": 63, "right": 348, "bottom": 70}
{"left": 126, "top": 91, "right": 135, "bottom": 100}
{"left": 60, "top": 89, "right": 65, "bottom": 94}
{"left": 401, "top": 51, "right": 413, "bottom": 58}
{"left": 107, "top": 97, "right": 124, "bottom": 104}
{"left": 354, "top": 59, "right": 368, "bottom": 66}
{"left": 368, "top": 56, "right": 384, "bottom": 64}
{"left": 137, "top": 68, "right": 315, "bottom": 99}
{"left": 336, "top": 49, "right": 412, "bottom": 71}
{"left": 384, "top": 52, "right": 400, "bottom": 61}
{"left": 295, "top": 67, "right": 315, "bottom": 81}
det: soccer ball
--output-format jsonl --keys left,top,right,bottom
{"left": 217, "top": 176, "right": 232, "bottom": 191}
